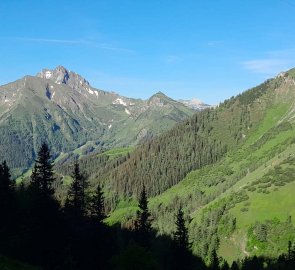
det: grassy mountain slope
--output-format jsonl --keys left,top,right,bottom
{"left": 94, "top": 74, "right": 282, "bottom": 204}
{"left": 102, "top": 69, "right": 295, "bottom": 262}
{"left": 0, "top": 67, "right": 195, "bottom": 176}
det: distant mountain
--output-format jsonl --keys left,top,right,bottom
{"left": 178, "top": 98, "right": 212, "bottom": 110}
{"left": 0, "top": 66, "right": 195, "bottom": 174}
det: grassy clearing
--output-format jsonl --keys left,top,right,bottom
{"left": 98, "top": 147, "right": 134, "bottom": 159}
{"left": 230, "top": 181, "right": 295, "bottom": 229}
{"left": 245, "top": 103, "right": 290, "bottom": 146}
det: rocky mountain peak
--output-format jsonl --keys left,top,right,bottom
{"left": 36, "top": 65, "right": 90, "bottom": 91}
{"left": 178, "top": 98, "right": 212, "bottom": 111}
{"left": 148, "top": 91, "right": 172, "bottom": 106}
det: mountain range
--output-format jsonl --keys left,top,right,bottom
{"left": 3, "top": 65, "right": 295, "bottom": 264}
{"left": 0, "top": 66, "right": 201, "bottom": 175}
{"left": 54, "top": 67, "right": 295, "bottom": 263}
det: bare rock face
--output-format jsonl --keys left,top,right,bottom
{"left": 37, "top": 65, "right": 90, "bottom": 91}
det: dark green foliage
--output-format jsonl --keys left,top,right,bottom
{"left": 0, "top": 160, "right": 16, "bottom": 257}
{"left": 3, "top": 148, "right": 295, "bottom": 270}
{"left": 65, "top": 162, "right": 88, "bottom": 217}
{"left": 88, "top": 184, "right": 106, "bottom": 222}
{"left": 0, "top": 160, "right": 14, "bottom": 206}
{"left": 255, "top": 223, "right": 268, "bottom": 242}
{"left": 173, "top": 207, "right": 190, "bottom": 251}
{"left": 244, "top": 156, "right": 295, "bottom": 195}
{"left": 237, "top": 79, "right": 273, "bottom": 106}
{"left": 135, "top": 185, "right": 152, "bottom": 246}
{"left": 191, "top": 205, "right": 226, "bottom": 262}
{"left": 111, "top": 242, "right": 159, "bottom": 270}
{"left": 230, "top": 261, "right": 239, "bottom": 270}
{"left": 107, "top": 110, "right": 229, "bottom": 199}
{"left": 30, "top": 142, "right": 55, "bottom": 196}
{"left": 246, "top": 218, "right": 295, "bottom": 257}
{"left": 210, "top": 249, "right": 220, "bottom": 270}
{"left": 172, "top": 207, "right": 192, "bottom": 270}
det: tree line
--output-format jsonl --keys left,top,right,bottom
{"left": 2, "top": 143, "right": 295, "bottom": 269}
{"left": 0, "top": 143, "right": 202, "bottom": 270}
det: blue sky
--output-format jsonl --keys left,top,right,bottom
{"left": 1, "top": 0, "right": 295, "bottom": 104}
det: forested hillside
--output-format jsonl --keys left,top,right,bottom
{"left": 109, "top": 70, "right": 295, "bottom": 263}
{"left": 2, "top": 144, "right": 295, "bottom": 270}
{"left": 55, "top": 69, "right": 295, "bottom": 264}
{"left": 59, "top": 74, "right": 278, "bottom": 201}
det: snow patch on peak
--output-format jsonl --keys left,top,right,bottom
{"left": 45, "top": 71, "right": 52, "bottom": 79}
{"left": 113, "top": 98, "right": 127, "bottom": 106}
{"left": 37, "top": 66, "right": 90, "bottom": 91}
{"left": 179, "top": 98, "right": 212, "bottom": 111}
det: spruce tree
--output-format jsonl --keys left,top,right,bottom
{"left": 231, "top": 261, "right": 239, "bottom": 270}
{"left": 0, "top": 160, "right": 14, "bottom": 199}
{"left": 65, "top": 161, "right": 87, "bottom": 217}
{"left": 135, "top": 185, "right": 152, "bottom": 246}
{"left": 0, "top": 161, "right": 15, "bottom": 253}
{"left": 30, "top": 142, "right": 55, "bottom": 196}
{"left": 173, "top": 207, "right": 190, "bottom": 250}
{"left": 27, "top": 143, "right": 62, "bottom": 268}
{"left": 89, "top": 184, "right": 106, "bottom": 222}
{"left": 172, "top": 207, "right": 191, "bottom": 270}
{"left": 210, "top": 249, "right": 220, "bottom": 270}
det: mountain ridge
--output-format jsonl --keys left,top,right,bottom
{"left": 0, "top": 66, "right": 198, "bottom": 175}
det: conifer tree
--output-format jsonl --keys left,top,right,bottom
{"left": 230, "top": 261, "right": 239, "bottom": 270}
{"left": 89, "top": 184, "right": 106, "bottom": 222}
{"left": 0, "top": 160, "right": 14, "bottom": 198}
{"left": 0, "top": 161, "right": 15, "bottom": 247}
{"left": 172, "top": 207, "right": 191, "bottom": 270}
{"left": 30, "top": 142, "right": 55, "bottom": 196}
{"left": 135, "top": 185, "right": 152, "bottom": 246}
{"left": 210, "top": 249, "right": 220, "bottom": 270}
{"left": 173, "top": 207, "right": 190, "bottom": 250}
{"left": 27, "top": 143, "right": 62, "bottom": 267}
{"left": 65, "top": 161, "right": 87, "bottom": 217}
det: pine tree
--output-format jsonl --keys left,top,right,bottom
{"left": 231, "top": 261, "right": 239, "bottom": 270}
{"left": 173, "top": 207, "right": 190, "bottom": 250}
{"left": 30, "top": 142, "right": 55, "bottom": 196}
{"left": 135, "top": 185, "right": 152, "bottom": 246}
{"left": 210, "top": 249, "right": 220, "bottom": 270}
{"left": 89, "top": 184, "right": 106, "bottom": 222}
{"left": 172, "top": 207, "right": 191, "bottom": 270}
{"left": 65, "top": 161, "right": 87, "bottom": 217}
{"left": 0, "top": 161, "right": 15, "bottom": 253}
{"left": 0, "top": 160, "right": 14, "bottom": 198}
{"left": 27, "top": 143, "right": 62, "bottom": 268}
{"left": 0, "top": 161, "right": 15, "bottom": 215}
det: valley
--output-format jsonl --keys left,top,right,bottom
{"left": 2, "top": 68, "right": 295, "bottom": 269}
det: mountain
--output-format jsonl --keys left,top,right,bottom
{"left": 178, "top": 98, "right": 212, "bottom": 110}
{"left": 65, "top": 68, "right": 295, "bottom": 263}
{"left": 0, "top": 66, "right": 195, "bottom": 175}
